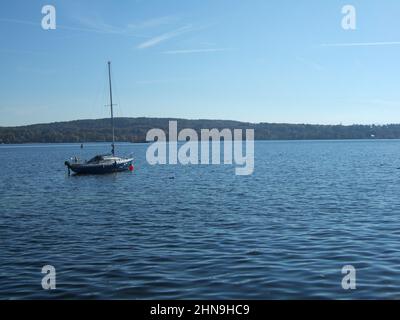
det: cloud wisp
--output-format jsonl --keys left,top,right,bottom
{"left": 0, "top": 18, "right": 39, "bottom": 26}
{"left": 162, "top": 48, "right": 232, "bottom": 54}
{"left": 71, "top": 15, "right": 153, "bottom": 37}
{"left": 127, "top": 16, "right": 178, "bottom": 30}
{"left": 0, "top": 16, "right": 179, "bottom": 38}
{"left": 73, "top": 16, "right": 128, "bottom": 35}
{"left": 321, "top": 41, "right": 400, "bottom": 47}
{"left": 1, "top": 16, "right": 209, "bottom": 50}
{"left": 136, "top": 25, "right": 194, "bottom": 49}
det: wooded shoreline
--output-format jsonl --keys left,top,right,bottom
{"left": 1, "top": 117, "right": 400, "bottom": 144}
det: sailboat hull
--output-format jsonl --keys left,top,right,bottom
{"left": 65, "top": 158, "right": 133, "bottom": 175}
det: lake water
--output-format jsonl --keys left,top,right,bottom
{"left": 1, "top": 140, "right": 400, "bottom": 299}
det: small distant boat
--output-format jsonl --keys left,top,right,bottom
{"left": 65, "top": 62, "right": 134, "bottom": 175}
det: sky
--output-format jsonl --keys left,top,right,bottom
{"left": 1, "top": 0, "right": 400, "bottom": 126}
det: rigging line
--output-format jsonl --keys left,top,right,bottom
{"left": 108, "top": 61, "right": 115, "bottom": 155}
{"left": 115, "top": 77, "right": 121, "bottom": 118}
{"left": 112, "top": 66, "right": 124, "bottom": 119}
{"left": 100, "top": 63, "right": 109, "bottom": 120}
{"left": 107, "top": 63, "right": 125, "bottom": 121}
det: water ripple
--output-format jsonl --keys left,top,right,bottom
{"left": 1, "top": 141, "right": 400, "bottom": 299}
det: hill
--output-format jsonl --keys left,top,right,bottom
{"left": 0, "top": 117, "right": 399, "bottom": 144}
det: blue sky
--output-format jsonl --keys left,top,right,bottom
{"left": 1, "top": 0, "right": 400, "bottom": 126}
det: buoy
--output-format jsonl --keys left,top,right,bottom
{"left": 129, "top": 164, "right": 134, "bottom": 172}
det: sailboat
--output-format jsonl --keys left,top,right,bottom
{"left": 64, "top": 62, "right": 134, "bottom": 175}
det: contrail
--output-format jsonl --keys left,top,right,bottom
{"left": 137, "top": 25, "right": 193, "bottom": 49}
{"left": 321, "top": 41, "right": 400, "bottom": 47}
{"left": 163, "top": 48, "right": 231, "bottom": 54}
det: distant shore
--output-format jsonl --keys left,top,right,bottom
{"left": 1, "top": 117, "right": 399, "bottom": 144}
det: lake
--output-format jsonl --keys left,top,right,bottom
{"left": 1, "top": 140, "right": 400, "bottom": 299}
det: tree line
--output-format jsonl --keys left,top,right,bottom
{"left": 0, "top": 117, "right": 399, "bottom": 144}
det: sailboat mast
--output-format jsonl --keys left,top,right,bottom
{"left": 108, "top": 61, "right": 115, "bottom": 156}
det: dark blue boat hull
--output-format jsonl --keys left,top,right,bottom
{"left": 65, "top": 160, "right": 133, "bottom": 175}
